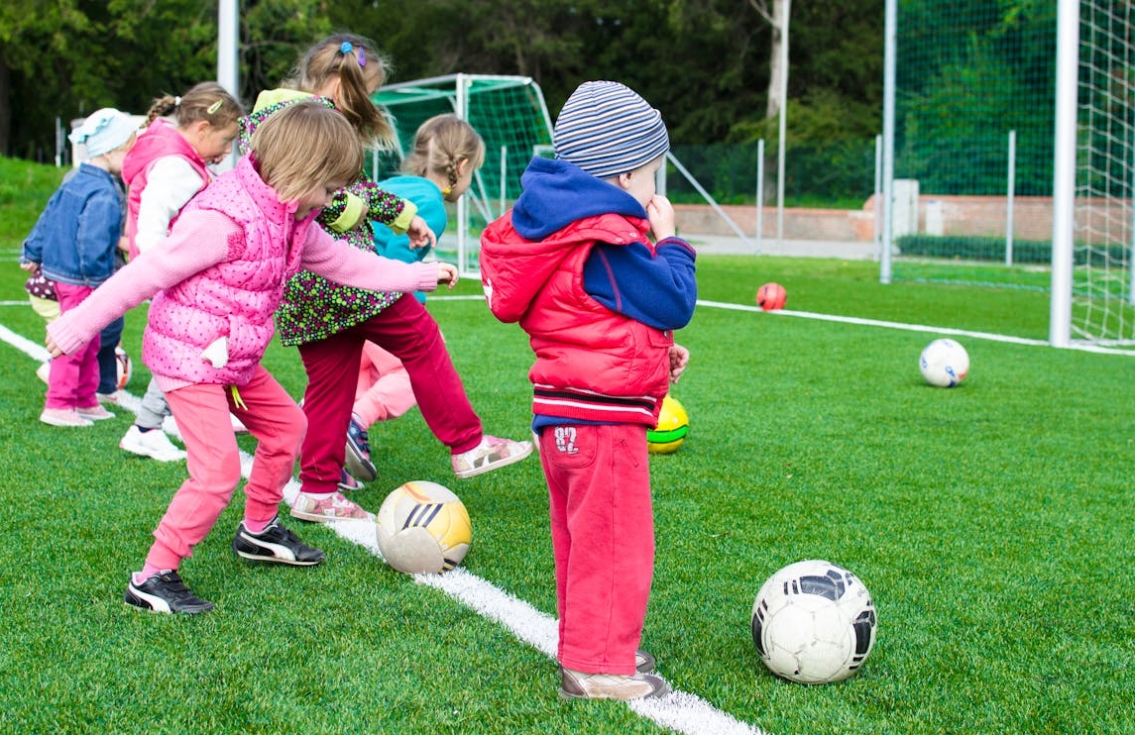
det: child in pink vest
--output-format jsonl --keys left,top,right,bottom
{"left": 46, "top": 101, "right": 455, "bottom": 615}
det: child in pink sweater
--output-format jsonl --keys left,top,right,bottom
{"left": 46, "top": 100, "right": 453, "bottom": 615}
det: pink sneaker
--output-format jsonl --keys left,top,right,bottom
{"left": 289, "top": 491, "right": 371, "bottom": 523}
{"left": 40, "top": 408, "right": 93, "bottom": 428}
{"left": 452, "top": 435, "right": 534, "bottom": 479}
{"left": 76, "top": 404, "right": 115, "bottom": 421}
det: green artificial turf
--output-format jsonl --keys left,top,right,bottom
{"left": 2, "top": 156, "right": 1133, "bottom": 735}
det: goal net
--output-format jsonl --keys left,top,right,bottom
{"left": 370, "top": 74, "right": 554, "bottom": 276}
{"left": 1059, "top": 1, "right": 1135, "bottom": 346}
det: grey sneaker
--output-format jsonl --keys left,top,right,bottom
{"left": 232, "top": 516, "right": 324, "bottom": 565}
{"left": 125, "top": 570, "right": 213, "bottom": 615}
{"left": 559, "top": 668, "right": 670, "bottom": 700}
{"left": 635, "top": 649, "right": 657, "bottom": 674}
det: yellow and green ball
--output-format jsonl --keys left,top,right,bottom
{"left": 647, "top": 394, "right": 689, "bottom": 454}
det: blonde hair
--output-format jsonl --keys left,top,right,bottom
{"left": 402, "top": 114, "right": 486, "bottom": 192}
{"left": 286, "top": 33, "right": 394, "bottom": 148}
{"left": 251, "top": 100, "right": 363, "bottom": 202}
{"left": 144, "top": 82, "right": 244, "bottom": 130}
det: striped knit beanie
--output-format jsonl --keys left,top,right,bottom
{"left": 553, "top": 81, "right": 669, "bottom": 179}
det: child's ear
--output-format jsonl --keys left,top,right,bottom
{"left": 612, "top": 171, "right": 634, "bottom": 191}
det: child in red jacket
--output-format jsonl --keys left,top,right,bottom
{"left": 480, "top": 81, "right": 696, "bottom": 700}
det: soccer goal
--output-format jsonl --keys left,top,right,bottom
{"left": 370, "top": 74, "right": 555, "bottom": 276}
{"left": 880, "top": 0, "right": 1135, "bottom": 348}
{"left": 1050, "top": 0, "right": 1135, "bottom": 347}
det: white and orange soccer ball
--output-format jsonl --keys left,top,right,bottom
{"left": 919, "top": 338, "right": 969, "bottom": 388}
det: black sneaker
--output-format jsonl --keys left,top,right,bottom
{"left": 125, "top": 570, "right": 214, "bottom": 615}
{"left": 232, "top": 516, "right": 324, "bottom": 566}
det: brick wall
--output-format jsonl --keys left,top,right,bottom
{"left": 673, "top": 195, "right": 1119, "bottom": 243}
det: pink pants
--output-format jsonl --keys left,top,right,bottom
{"left": 298, "top": 294, "right": 481, "bottom": 495}
{"left": 539, "top": 422, "right": 655, "bottom": 676}
{"left": 145, "top": 366, "right": 304, "bottom": 571}
{"left": 353, "top": 341, "right": 416, "bottom": 427}
{"left": 46, "top": 283, "right": 99, "bottom": 410}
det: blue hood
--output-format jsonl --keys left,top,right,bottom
{"left": 512, "top": 157, "right": 647, "bottom": 240}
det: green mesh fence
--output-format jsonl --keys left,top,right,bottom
{"left": 890, "top": 1, "right": 1058, "bottom": 290}
{"left": 371, "top": 75, "right": 554, "bottom": 273}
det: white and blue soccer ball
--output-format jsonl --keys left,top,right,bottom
{"left": 919, "top": 338, "right": 969, "bottom": 388}
{"left": 751, "top": 559, "right": 877, "bottom": 684}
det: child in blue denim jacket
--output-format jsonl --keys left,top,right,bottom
{"left": 20, "top": 108, "right": 137, "bottom": 427}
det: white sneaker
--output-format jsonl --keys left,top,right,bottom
{"left": 452, "top": 435, "right": 534, "bottom": 479}
{"left": 120, "top": 425, "right": 187, "bottom": 462}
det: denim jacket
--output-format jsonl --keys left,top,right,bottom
{"left": 20, "top": 163, "right": 125, "bottom": 287}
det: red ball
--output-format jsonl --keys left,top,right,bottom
{"left": 756, "top": 282, "right": 787, "bottom": 311}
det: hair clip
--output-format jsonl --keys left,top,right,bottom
{"left": 340, "top": 41, "right": 354, "bottom": 55}
{"left": 207, "top": 100, "right": 223, "bottom": 115}
{"left": 357, "top": 51, "right": 367, "bottom": 68}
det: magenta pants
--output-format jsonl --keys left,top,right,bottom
{"left": 46, "top": 282, "right": 99, "bottom": 410}
{"left": 297, "top": 294, "right": 482, "bottom": 495}
{"left": 145, "top": 367, "right": 304, "bottom": 570}
{"left": 539, "top": 422, "right": 655, "bottom": 676}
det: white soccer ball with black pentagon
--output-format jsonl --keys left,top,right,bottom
{"left": 375, "top": 481, "right": 471, "bottom": 575}
{"left": 919, "top": 338, "right": 969, "bottom": 388}
{"left": 751, "top": 559, "right": 877, "bottom": 684}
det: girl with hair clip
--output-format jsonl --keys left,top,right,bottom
{"left": 342, "top": 114, "right": 487, "bottom": 486}
{"left": 118, "top": 81, "right": 246, "bottom": 463}
{"left": 44, "top": 101, "right": 458, "bottom": 614}
{"left": 239, "top": 34, "right": 531, "bottom": 524}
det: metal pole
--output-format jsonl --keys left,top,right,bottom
{"left": 881, "top": 0, "right": 897, "bottom": 283}
{"left": 500, "top": 145, "right": 507, "bottom": 217}
{"left": 874, "top": 133, "right": 883, "bottom": 261}
{"left": 1050, "top": 0, "right": 1079, "bottom": 346}
{"left": 1006, "top": 129, "right": 1016, "bottom": 266}
{"left": 756, "top": 139, "right": 765, "bottom": 254}
{"left": 775, "top": 9, "right": 789, "bottom": 249}
{"left": 217, "top": 0, "right": 239, "bottom": 172}
{"left": 456, "top": 74, "right": 469, "bottom": 275}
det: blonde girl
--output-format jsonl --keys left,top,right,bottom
{"left": 45, "top": 101, "right": 457, "bottom": 614}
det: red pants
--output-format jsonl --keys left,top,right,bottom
{"left": 146, "top": 367, "right": 304, "bottom": 570}
{"left": 46, "top": 283, "right": 99, "bottom": 410}
{"left": 297, "top": 294, "right": 482, "bottom": 495}
{"left": 539, "top": 422, "right": 655, "bottom": 676}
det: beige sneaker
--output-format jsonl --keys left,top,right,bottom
{"left": 76, "top": 404, "right": 115, "bottom": 421}
{"left": 452, "top": 435, "right": 533, "bottom": 479}
{"left": 559, "top": 668, "right": 670, "bottom": 701}
{"left": 290, "top": 491, "right": 371, "bottom": 523}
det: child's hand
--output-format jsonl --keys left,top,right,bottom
{"left": 646, "top": 195, "right": 676, "bottom": 241}
{"left": 437, "top": 263, "right": 459, "bottom": 290}
{"left": 19, "top": 261, "right": 39, "bottom": 274}
{"left": 45, "top": 333, "right": 63, "bottom": 359}
{"left": 668, "top": 343, "right": 690, "bottom": 383}
{"left": 407, "top": 216, "right": 437, "bottom": 250}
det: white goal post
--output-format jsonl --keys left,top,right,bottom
{"left": 370, "top": 74, "right": 555, "bottom": 277}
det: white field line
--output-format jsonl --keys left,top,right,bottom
{"left": 0, "top": 317, "right": 769, "bottom": 735}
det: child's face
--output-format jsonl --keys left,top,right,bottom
{"left": 192, "top": 122, "right": 240, "bottom": 165}
{"left": 293, "top": 179, "right": 348, "bottom": 220}
{"left": 620, "top": 156, "right": 664, "bottom": 208}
